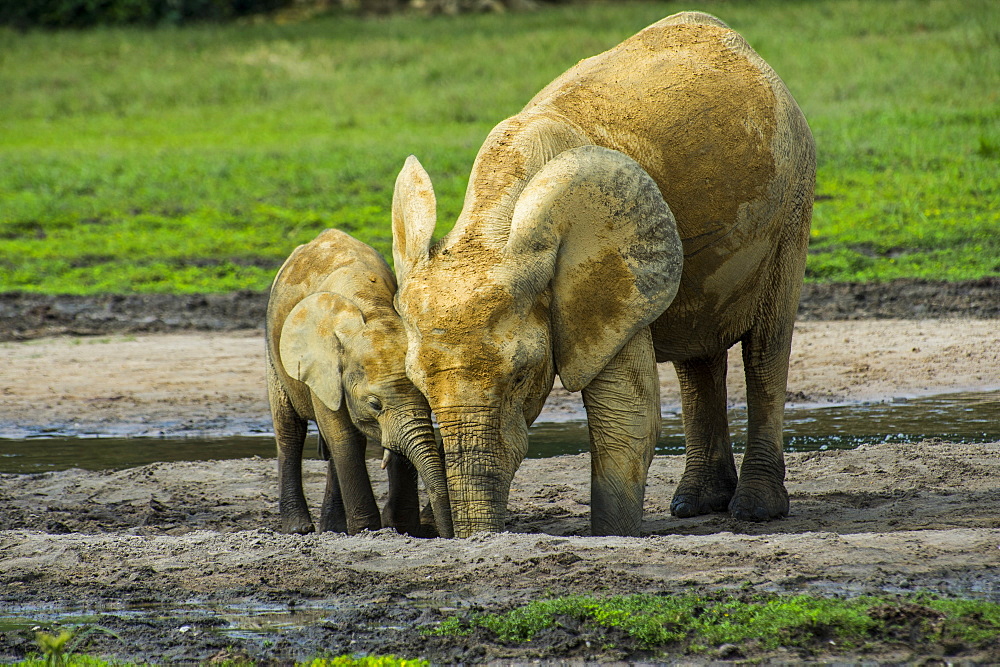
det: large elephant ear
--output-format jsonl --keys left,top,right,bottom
{"left": 392, "top": 155, "right": 437, "bottom": 281}
{"left": 507, "top": 145, "right": 683, "bottom": 392}
{"left": 279, "top": 292, "right": 365, "bottom": 412}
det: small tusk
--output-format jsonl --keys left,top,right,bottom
{"left": 381, "top": 448, "right": 390, "bottom": 469}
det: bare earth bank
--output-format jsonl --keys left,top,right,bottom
{"left": 0, "top": 314, "right": 998, "bottom": 663}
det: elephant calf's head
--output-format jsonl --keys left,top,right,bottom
{"left": 277, "top": 266, "right": 431, "bottom": 447}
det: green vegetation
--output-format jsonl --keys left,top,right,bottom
{"left": 427, "top": 591, "right": 1000, "bottom": 657}
{"left": 300, "top": 657, "right": 428, "bottom": 667}
{"left": 0, "top": 0, "right": 289, "bottom": 29}
{"left": 14, "top": 635, "right": 427, "bottom": 667}
{"left": 10, "top": 593, "right": 998, "bottom": 663}
{"left": 1, "top": 0, "right": 997, "bottom": 293}
{"left": 22, "top": 627, "right": 124, "bottom": 667}
{"left": 14, "top": 657, "right": 128, "bottom": 667}
{"left": 11, "top": 656, "right": 426, "bottom": 667}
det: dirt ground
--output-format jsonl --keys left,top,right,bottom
{"left": 1, "top": 287, "right": 999, "bottom": 663}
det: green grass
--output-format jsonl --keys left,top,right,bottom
{"left": 1, "top": 0, "right": 998, "bottom": 293}
{"left": 427, "top": 591, "right": 1000, "bottom": 657}
{"left": 10, "top": 656, "right": 426, "bottom": 667}
{"left": 299, "top": 658, "right": 428, "bottom": 667}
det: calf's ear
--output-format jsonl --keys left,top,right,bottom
{"left": 279, "top": 292, "right": 365, "bottom": 412}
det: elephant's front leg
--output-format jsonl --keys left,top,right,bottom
{"left": 314, "top": 403, "right": 381, "bottom": 534}
{"left": 381, "top": 449, "right": 421, "bottom": 536}
{"left": 270, "top": 376, "right": 315, "bottom": 535}
{"left": 581, "top": 327, "right": 659, "bottom": 537}
{"left": 670, "top": 351, "right": 739, "bottom": 518}
{"left": 317, "top": 433, "right": 347, "bottom": 533}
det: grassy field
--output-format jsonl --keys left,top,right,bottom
{"left": 429, "top": 591, "right": 1000, "bottom": 658}
{"left": 0, "top": 0, "right": 997, "bottom": 294}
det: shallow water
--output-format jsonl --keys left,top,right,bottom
{"left": 0, "top": 599, "right": 347, "bottom": 658}
{"left": 0, "top": 390, "right": 997, "bottom": 474}
{"left": 531, "top": 389, "right": 1000, "bottom": 458}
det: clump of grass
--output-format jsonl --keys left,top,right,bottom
{"left": 18, "top": 625, "right": 125, "bottom": 666}
{"left": 976, "top": 136, "right": 1000, "bottom": 159}
{"left": 426, "top": 591, "right": 1000, "bottom": 658}
{"left": 300, "top": 657, "right": 429, "bottom": 667}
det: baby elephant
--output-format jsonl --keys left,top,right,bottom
{"left": 266, "top": 228, "right": 452, "bottom": 538}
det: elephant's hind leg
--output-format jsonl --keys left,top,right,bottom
{"left": 671, "top": 351, "right": 739, "bottom": 518}
{"left": 270, "top": 382, "right": 315, "bottom": 535}
{"left": 729, "top": 200, "right": 808, "bottom": 521}
{"left": 730, "top": 318, "right": 793, "bottom": 521}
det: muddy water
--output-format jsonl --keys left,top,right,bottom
{"left": 532, "top": 390, "right": 1000, "bottom": 457}
{"left": 0, "top": 600, "right": 339, "bottom": 647}
{"left": 0, "top": 435, "right": 274, "bottom": 474}
{"left": 1, "top": 391, "right": 996, "bottom": 474}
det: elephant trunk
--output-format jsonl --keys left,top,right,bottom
{"left": 435, "top": 409, "right": 516, "bottom": 538}
{"left": 386, "top": 409, "right": 454, "bottom": 539}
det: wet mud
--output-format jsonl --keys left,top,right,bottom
{"left": 1, "top": 441, "right": 999, "bottom": 663}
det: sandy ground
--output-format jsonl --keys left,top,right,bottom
{"left": 0, "top": 319, "right": 997, "bottom": 436}
{"left": 1, "top": 318, "right": 999, "bottom": 663}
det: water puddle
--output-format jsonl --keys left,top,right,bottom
{"left": 0, "top": 435, "right": 276, "bottom": 474}
{"left": 531, "top": 389, "right": 1000, "bottom": 458}
{"left": 0, "top": 599, "right": 348, "bottom": 642}
{"left": 0, "top": 391, "right": 997, "bottom": 474}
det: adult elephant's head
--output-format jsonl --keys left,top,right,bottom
{"left": 392, "top": 144, "right": 682, "bottom": 537}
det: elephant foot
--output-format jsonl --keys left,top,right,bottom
{"left": 281, "top": 517, "right": 315, "bottom": 535}
{"left": 319, "top": 498, "right": 347, "bottom": 533}
{"left": 591, "top": 509, "right": 643, "bottom": 537}
{"left": 670, "top": 468, "right": 738, "bottom": 518}
{"left": 417, "top": 501, "right": 440, "bottom": 539}
{"left": 382, "top": 507, "right": 421, "bottom": 537}
{"left": 728, "top": 481, "right": 789, "bottom": 522}
{"left": 345, "top": 515, "right": 383, "bottom": 535}
{"left": 591, "top": 480, "right": 645, "bottom": 537}
{"left": 317, "top": 516, "right": 345, "bottom": 533}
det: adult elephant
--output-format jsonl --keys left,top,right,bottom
{"left": 391, "top": 11, "right": 815, "bottom": 537}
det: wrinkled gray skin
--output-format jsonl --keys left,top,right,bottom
{"left": 266, "top": 229, "right": 453, "bottom": 538}
{"left": 391, "top": 11, "right": 815, "bottom": 538}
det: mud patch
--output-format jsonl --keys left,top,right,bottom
{"left": 1, "top": 441, "right": 999, "bottom": 663}
{"left": 1, "top": 279, "right": 998, "bottom": 342}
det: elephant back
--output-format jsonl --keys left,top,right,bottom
{"left": 523, "top": 13, "right": 814, "bottom": 257}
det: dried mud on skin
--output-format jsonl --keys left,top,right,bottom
{"left": 2, "top": 441, "right": 999, "bottom": 664}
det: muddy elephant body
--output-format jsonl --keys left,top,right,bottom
{"left": 266, "top": 229, "right": 452, "bottom": 537}
{"left": 392, "top": 12, "right": 815, "bottom": 537}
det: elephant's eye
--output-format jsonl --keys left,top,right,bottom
{"left": 367, "top": 396, "right": 383, "bottom": 413}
